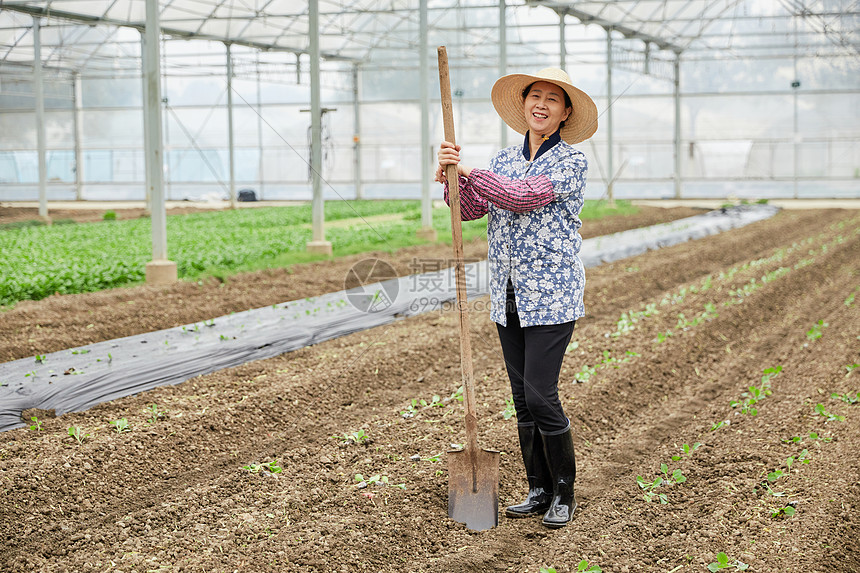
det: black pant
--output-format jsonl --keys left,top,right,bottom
{"left": 496, "top": 281, "right": 575, "bottom": 435}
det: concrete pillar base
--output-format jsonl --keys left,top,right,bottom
{"left": 306, "top": 240, "right": 333, "bottom": 256}
{"left": 416, "top": 226, "right": 437, "bottom": 241}
{"left": 145, "top": 259, "right": 178, "bottom": 286}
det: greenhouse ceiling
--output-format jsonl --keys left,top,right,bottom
{"left": 0, "top": 0, "right": 858, "bottom": 75}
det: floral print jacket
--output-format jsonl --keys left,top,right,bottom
{"left": 444, "top": 138, "right": 588, "bottom": 327}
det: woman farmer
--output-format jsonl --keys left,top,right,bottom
{"left": 435, "top": 68, "right": 597, "bottom": 529}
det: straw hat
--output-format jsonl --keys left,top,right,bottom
{"left": 491, "top": 68, "right": 598, "bottom": 144}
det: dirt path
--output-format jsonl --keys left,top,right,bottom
{"left": 1, "top": 207, "right": 858, "bottom": 573}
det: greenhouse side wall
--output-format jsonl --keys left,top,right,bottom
{"left": 2, "top": 42, "right": 858, "bottom": 202}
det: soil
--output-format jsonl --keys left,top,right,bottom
{"left": 1, "top": 206, "right": 858, "bottom": 573}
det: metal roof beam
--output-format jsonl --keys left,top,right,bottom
{"left": 527, "top": 1, "right": 685, "bottom": 53}
{"left": 0, "top": 3, "right": 358, "bottom": 62}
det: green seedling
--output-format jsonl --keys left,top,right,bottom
{"left": 814, "top": 403, "right": 845, "bottom": 423}
{"left": 656, "top": 331, "right": 673, "bottom": 344}
{"left": 67, "top": 426, "right": 90, "bottom": 445}
{"left": 636, "top": 475, "right": 667, "bottom": 504}
{"left": 845, "top": 364, "right": 859, "bottom": 376}
{"left": 671, "top": 442, "right": 702, "bottom": 461}
{"left": 574, "top": 364, "right": 596, "bottom": 382}
{"left": 783, "top": 431, "right": 831, "bottom": 444}
{"left": 71, "top": 349, "right": 90, "bottom": 355}
{"left": 34, "top": 354, "right": 46, "bottom": 364}
{"left": 710, "top": 420, "right": 730, "bottom": 431}
{"left": 204, "top": 319, "right": 215, "bottom": 327}
{"left": 730, "top": 366, "right": 780, "bottom": 415}
{"left": 806, "top": 319, "right": 828, "bottom": 341}
{"left": 576, "top": 560, "right": 602, "bottom": 573}
{"left": 832, "top": 391, "right": 859, "bottom": 404}
{"left": 502, "top": 396, "right": 516, "bottom": 420}
{"left": 611, "top": 304, "right": 657, "bottom": 338}
{"left": 146, "top": 404, "right": 167, "bottom": 424}
{"left": 333, "top": 429, "right": 370, "bottom": 445}
{"left": 707, "top": 552, "right": 749, "bottom": 571}
{"left": 771, "top": 503, "right": 797, "bottom": 519}
{"left": 540, "top": 568, "right": 558, "bottom": 573}
{"left": 243, "top": 460, "right": 282, "bottom": 474}
{"left": 28, "top": 416, "right": 42, "bottom": 431}
{"left": 110, "top": 418, "right": 130, "bottom": 433}
{"left": 565, "top": 340, "right": 579, "bottom": 353}
{"left": 660, "top": 463, "right": 687, "bottom": 485}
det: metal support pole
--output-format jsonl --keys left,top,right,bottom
{"left": 606, "top": 28, "right": 615, "bottom": 208}
{"left": 499, "top": 0, "right": 508, "bottom": 148}
{"left": 256, "top": 53, "right": 264, "bottom": 199}
{"left": 417, "top": 0, "right": 436, "bottom": 241}
{"left": 673, "top": 53, "right": 682, "bottom": 199}
{"left": 559, "top": 10, "right": 567, "bottom": 71}
{"left": 143, "top": 0, "right": 177, "bottom": 284}
{"left": 33, "top": 17, "right": 48, "bottom": 220}
{"left": 353, "top": 64, "right": 363, "bottom": 200}
{"left": 140, "top": 33, "right": 151, "bottom": 211}
{"left": 792, "top": 17, "right": 799, "bottom": 199}
{"left": 226, "top": 43, "right": 236, "bottom": 208}
{"left": 73, "top": 72, "right": 84, "bottom": 201}
{"left": 306, "top": 0, "right": 331, "bottom": 255}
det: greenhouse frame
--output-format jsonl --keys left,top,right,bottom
{"left": 1, "top": 1, "right": 858, "bottom": 228}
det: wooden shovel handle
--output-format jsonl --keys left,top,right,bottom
{"left": 438, "top": 46, "right": 479, "bottom": 452}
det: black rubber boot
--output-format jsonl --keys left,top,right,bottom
{"left": 505, "top": 424, "right": 553, "bottom": 518}
{"left": 541, "top": 428, "right": 577, "bottom": 528}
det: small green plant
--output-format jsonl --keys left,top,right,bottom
{"left": 832, "top": 391, "right": 859, "bottom": 404}
{"left": 814, "top": 403, "right": 845, "bottom": 422}
{"left": 502, "top": 396, "right": 516, "bottom": 420}
{"left": 576, "top": 560, "right": 602, "bottom": 573}
{"left": 574, "top": 363, "right": 596, "bottom": 382}
{"left": 710, "top": 419, "right": 730, "bottom": 431}
{"left": 243, "top": 460, "right": 283, "bottom": 474}
{"left": 655, "top": 331, "right": 672, "bottom": 344}
{"left": 707, "top": 552, "right": 749, "bottom": 571}
{"left": 636, "top": 475, "right": 667, "bottom": 504}
{"left": 333, "top": 429, "right": 370, "bottom": 445}
{"left": 846, "top": 364, "right": 859, "bottom": 376}
{"left": 671, "top": 442, "right": 702, "bottom": 461}
{"left": 71, "top": 349, "right": 90, "bottom": 355}
{"left": 145, "top": 404, "right": 167, "bottom": 424}
{"left": 67, "top": 426, "right": 90, "bottom": 445}
{"left": 771, "top": 503, "right": 797, "bottom": 519}
{"left": 34, "top": 354, "right": 46, "bottom": 364}
{"left": 28, "top": 416, "right": 42, "bottom": 431}
{"left": 806, "top": 319, "right": 828, "bottom": 341}
{"left": 730, "top": 366, "right": 780, "bottom": 415}
{"left": 660, "top": 463, "right": 687, "bottom": 485}
{"left": 102, "top": 210, "right": 117, "bottom": 221}
{"left": 109, "top": 418, "right": 130, "bottom": 433}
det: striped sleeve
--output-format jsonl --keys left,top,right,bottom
{"left": 467, "top": 168, "right": 555, "bottom": 213}
{"left": 442, "top": 174, "right": 489, "bottom": 221}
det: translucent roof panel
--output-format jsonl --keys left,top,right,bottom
{"left": 0, "top": 0, "right": 857, "bottom": 72}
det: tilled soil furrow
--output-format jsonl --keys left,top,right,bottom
{"left": 1, "top": 208, "right": 857, "bottom": 573}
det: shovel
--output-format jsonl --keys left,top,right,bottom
{"left": 438, "top": 46, "right": 500, "bottom": 532}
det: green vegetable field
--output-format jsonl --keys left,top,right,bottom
{"left": 0, "top": 200, "right": 636, "bottom": 307}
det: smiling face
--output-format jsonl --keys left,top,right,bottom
{"left": 522, "top": 80, "right": 572, "bottom": 139}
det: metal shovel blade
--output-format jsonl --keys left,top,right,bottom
{"left": 447, "top": 446, "right": 500, "bottom": 531}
